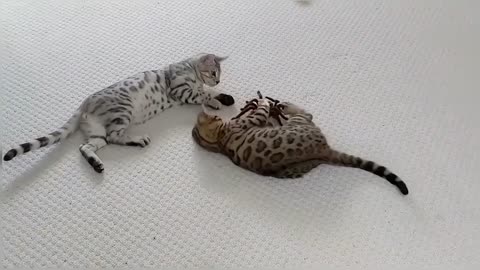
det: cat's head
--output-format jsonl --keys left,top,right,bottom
{"left": 191, "top": 111, "right": 225, "bottom": 152}
{"left": 194, "top": 53, "right": 228, "bottom": 87}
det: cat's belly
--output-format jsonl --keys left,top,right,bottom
{"left": 131, "top": 91, "right": 174, "bottom": 125}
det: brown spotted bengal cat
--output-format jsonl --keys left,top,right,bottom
{"left": 192, "top": 93, "right": 408, "bottom": 195}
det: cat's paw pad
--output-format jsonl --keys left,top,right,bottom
{"left": 126, "top": 135, "right": 151, "bottom": 147}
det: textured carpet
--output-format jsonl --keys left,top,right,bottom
{"left": 1, "top": 0, "right": 479, "bottom": 268}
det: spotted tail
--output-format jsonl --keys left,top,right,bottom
{"left": 3, "top": 107, "right": 83, "bottom": 161}
{"left": 326, "top": 149, "right": 409, "bottom": 195}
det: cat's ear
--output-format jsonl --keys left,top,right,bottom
{"left": 200, "top": 54, "right": 217, "bottom": 66}
{"left": 215, "top": 55, "right": 228, "bottom": 62}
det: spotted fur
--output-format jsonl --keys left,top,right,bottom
{"left": 192, "top": 99, "right": 408, "bottom": 195}
{"left": 4, "top": 53, "right": 235, "bottom": 172}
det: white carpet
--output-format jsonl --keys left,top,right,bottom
{"left": 1, "top": 0, "right": 479, "bottom": 268}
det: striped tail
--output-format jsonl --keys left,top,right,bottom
{"left": 326, "top": 149, "right": 409, "bottom": 195}
{"left": 3, "top": 108, "right": 82, "bottom": 161}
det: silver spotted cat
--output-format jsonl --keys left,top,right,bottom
{"left": 3, "top": 53, "right": 235, "bottom": 172}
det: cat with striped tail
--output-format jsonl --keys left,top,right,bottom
{"left": 3, "top": 53, "right": 235, "bottom": 173}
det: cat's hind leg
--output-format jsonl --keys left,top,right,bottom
{"left": 105, "top": 118, "right": 151, "bottom": 147}
{"left": 79, "top": 114, "right": 108, "bottom": 173}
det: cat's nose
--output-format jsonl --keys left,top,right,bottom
{"left": 215, "top": 80, "right": 220, "bottom": 84}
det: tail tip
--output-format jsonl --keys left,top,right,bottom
{"left": 397, "top": 181, "right": 409, "bottom": 195}
{"left": 385, "top": 172, "right": 408, "bottom": 195}
{"left": 3, "top": 149, "right": 17, "bottom": 161}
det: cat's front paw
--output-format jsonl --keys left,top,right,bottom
{"left": 206, "top": 98, "right": 222, "bottom": 110}
{"left": 214, "top": 93, "right": 235, "bottom": 106}
{"left": 258, "top": 99, "right": 271, "bottom": 107}
{"left": 278, "top": 102, "right": 306, "bottom": 115}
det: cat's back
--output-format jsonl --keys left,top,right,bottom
{"left": 225, "top": 124, "right": 328, "bottom": 175}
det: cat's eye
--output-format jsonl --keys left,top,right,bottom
{"left": 212, "top": 71, "right": 217, "bottom": 77}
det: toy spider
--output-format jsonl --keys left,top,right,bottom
{"left": 232, "top": 91, "right": 288, "bottom": 125}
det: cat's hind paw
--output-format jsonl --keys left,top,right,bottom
{"left": 125, "top": 135, "right": 151, "bottom": 147}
